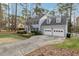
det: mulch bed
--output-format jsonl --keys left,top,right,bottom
{"left": 25, "top": 45, "right": 79, "bottom": 56}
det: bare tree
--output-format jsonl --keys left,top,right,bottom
{"left": 14, "top": 3, "right": 17, "bottom": 31}
{"left": 0, "top": 4, "right": 2, "bottom": 31}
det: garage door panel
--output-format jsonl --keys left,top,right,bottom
{"left": 43, "top": 29, "right": 52, "bottom": 35}
{"left": 53, "top": 28, "right": 64, "bottom": 37}
{"left": 43, "top": 28, "right": 64, "bottom": 36}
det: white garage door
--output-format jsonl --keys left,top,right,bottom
{"left": 53, "top": 28, "right": 64, "bottom": 37}
{"left": 43, "top": 29, "right": 52, "bottom": 35}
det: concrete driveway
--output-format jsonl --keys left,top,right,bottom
{"left": 0, "top": 35, "right": 65, "bottom": 56}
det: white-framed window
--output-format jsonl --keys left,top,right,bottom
{"left": 47, "top": 18, "right": 51, "bottom": 24}
{"left": 45, "top": 29, "right": 51, "bottom": 32}
{"left": 54, "top": 30, "right": 63, "bottom": 32}
{"left": 56, "top": 16, "right": 61, "bottom": 23}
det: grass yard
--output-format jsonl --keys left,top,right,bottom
{"left": 55, "top": 36, "right": 79, "bottom": 49}
{"left": 0, "top": 32, "right": 34, "bottom": 44}
{"left": 0, "top": 33, "right": 26, "bottom": 39}
{"left": 0, "top": 33, "right": 27, "bottom": 44}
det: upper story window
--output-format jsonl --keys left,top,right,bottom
{"left": 56, "top": 15, "right": 61, "bottom": 23}
{"left": 47, "top": 18, "right": 51, "bottom": 24}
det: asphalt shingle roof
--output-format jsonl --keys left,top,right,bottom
{"left": 31, "top": 14, "right": 45, "bottom": 24}
{"left": 41, "top": 16, "right": 67, "bottom": 25}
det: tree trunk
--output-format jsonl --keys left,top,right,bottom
{"left": 0, "top": 3, "right": 3, "bottom": 32}
{"left": 8, "top": 3, "right": 10, "bottom": 31}
{"left": 14, "top": 3, "right": 17, "bottom": 31}
{"left": 68, "top": 4, "right": 72, "bottom": 33}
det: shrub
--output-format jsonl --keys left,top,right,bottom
{"left": 17, "top": 31, "right": 27, "bottom": 34}
{"left": 17, "top": 28, "right": 27, "bottom": 34}
{"left": 19, "top": 33, "right": 33, "bottom": 38}
{"left": 17, "top": 28, "right": 25, "bottom": 30}
{"left": 31, "top": 31, "right": 42, "bottom": 35}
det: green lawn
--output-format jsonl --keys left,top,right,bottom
{"left": 0, "top": 33, "right": 26, "bottom": 40}
{"left": 55, "top": 36, "right": 79, "bottom": 49}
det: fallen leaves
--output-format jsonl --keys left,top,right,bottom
{"left": 25, "top": 45, "right": 79, "bottom": 56}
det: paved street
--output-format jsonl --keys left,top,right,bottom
{"left": 0, "top": 35, "right": 65, "bottom": 56}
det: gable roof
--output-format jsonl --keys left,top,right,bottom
{"left": 31, "top": 14, "right": 45, "bottom": 24}
{"left": 41, "top": 15, "right": 67, "bottom": 25}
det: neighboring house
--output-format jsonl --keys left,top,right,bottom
{"left": 25, "top": 12, "right": 68, "bottom": 37}
{"left": 17, "top": 23, "right": 24, "bottom": 28}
